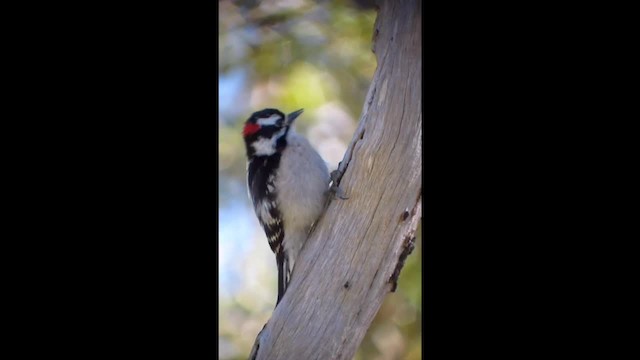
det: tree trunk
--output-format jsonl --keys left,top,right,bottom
{"left": 251, "top": 0, "right": 422, "bottom": 358}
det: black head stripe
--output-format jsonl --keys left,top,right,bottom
{"left": 257, "top": 125, "right": 283, "bottom": 139}
{"left": 248, "top": 108, "right": 285, "bottom": 123}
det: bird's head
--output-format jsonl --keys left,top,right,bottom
{"left": 242, "top": 108, "right": 303, "bottom": 157}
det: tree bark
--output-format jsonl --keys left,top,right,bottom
{"left": 251, "top": 0, "right": 422, "bottom": 358}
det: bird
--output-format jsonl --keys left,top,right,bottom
{"left": 242, "top": 108, "right": 330, "bottom": 305}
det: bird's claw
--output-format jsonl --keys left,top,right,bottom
{"left": 330, "top": 169, "right": 349, "bottom": 200}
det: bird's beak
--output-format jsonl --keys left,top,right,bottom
{"left": 286, "top": 109, "right": 304, "bottom": 125}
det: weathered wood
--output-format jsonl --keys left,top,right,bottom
{"left": 251, "top": 0, "right": 422, "bottom": 358}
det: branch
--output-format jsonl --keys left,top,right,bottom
{"left": 250, "top": 1, "right": 422, "bottom": 358}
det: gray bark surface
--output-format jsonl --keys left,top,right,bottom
{"left": 251, "top": 0, "right": 422, "bottom": 358}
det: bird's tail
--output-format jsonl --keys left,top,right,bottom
{"left": 275, "top": 250, "right": 292, "bottom": 306}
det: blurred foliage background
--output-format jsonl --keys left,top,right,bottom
{"left": 218, "top": 1, "right": 421, "bottom": 359}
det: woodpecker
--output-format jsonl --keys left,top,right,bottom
{"left": 243, "top": 108, "right": 330, "bottom": 305}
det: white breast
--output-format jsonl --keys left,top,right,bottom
{"left": 275, "top": 130, "right": 330, "bottom": 239}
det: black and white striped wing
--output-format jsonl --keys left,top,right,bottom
{"left": 247, "top": 156, "right": 284, "bottom": 254}
{"left": 247, "top": 156, "right": 290, "bottom": 304}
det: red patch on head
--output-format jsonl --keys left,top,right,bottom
{"left": 242, "top": 123, "right": 260, "bottom": 137}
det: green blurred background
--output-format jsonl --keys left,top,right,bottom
{"left": 218, "top": 1, "right": 421, "bottom": 359}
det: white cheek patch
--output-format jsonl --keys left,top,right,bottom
{"left": 251, "top": 128, "right": 287, "bottom": 156}
{"left": 257, "top": 114, "right": 281, "bottom": 127}
{"left": 251, "top": 137, "right": 277, "bottom": 156}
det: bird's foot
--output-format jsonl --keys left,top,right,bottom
{"left": 330, "top": 169, "right": 349, "bottom": 200}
